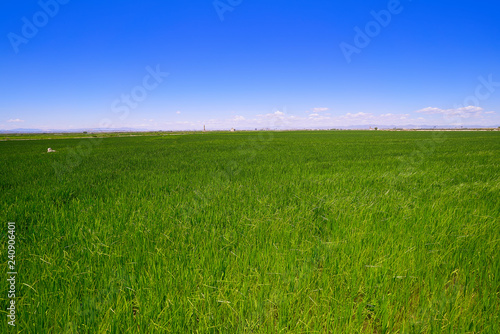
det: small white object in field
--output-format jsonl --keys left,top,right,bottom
{"left": 47, "top": 148, "right": 56, "bottom": 153}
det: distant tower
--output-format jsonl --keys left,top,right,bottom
{"left": 203, "top": 125, "right": 206, "bottom": 132}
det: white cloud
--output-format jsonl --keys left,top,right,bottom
{"left": 313, "top": 107, "right": 329, "bottom": 112}
{"left": 7, "top": 118, "right": 24, "bottom": 123}
{"left": 415, "top": 106, "right": 484, "bottom": 117}
{"left": 415, "top": 107, "right": 444, "bottom": 114}
{"left": 119, "top": 107, "right": 497, "bottom": 131}
{"left": 256, "top": 110, "right": 286, "bottom": 119}
{"left": 176, "top": 111, "right": 181, "bottom": 114}
{"left": 340, "top": 112, "right": 370, "bottom": 119}
{"left": 253, "top": 110, "right": 421, "bottom": 128}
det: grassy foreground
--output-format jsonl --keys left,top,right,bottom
{"left": 1, "top": 131, "right": 499, "bottom": 333}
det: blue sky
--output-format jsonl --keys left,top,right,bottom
{"left": 1, "top": 0, "right": 500, "bottom": 130}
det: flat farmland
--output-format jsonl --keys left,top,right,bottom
{"left": 1, "top": 131, "right": 499, "bottom": 333}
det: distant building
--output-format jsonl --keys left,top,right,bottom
{"left": 230, "top": 128, "right": 235, "bottom": 132}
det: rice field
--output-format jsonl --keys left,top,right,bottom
{"left": 1, "top": 130, "right": 499, "bottom": 333}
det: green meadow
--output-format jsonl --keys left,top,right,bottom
{"left": 1, "top": 131, "right": 499, "bottom": 333}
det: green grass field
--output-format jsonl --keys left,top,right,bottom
{"left": 1, "top": 131, "right": 499, "bottom": 333}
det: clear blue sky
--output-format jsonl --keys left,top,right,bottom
{"left": 1, "top": 0, "right": 500, "bottom": 130}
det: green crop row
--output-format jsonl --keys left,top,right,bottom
{"left": 1, "top": 131, "right": 499, "bottom": 333}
